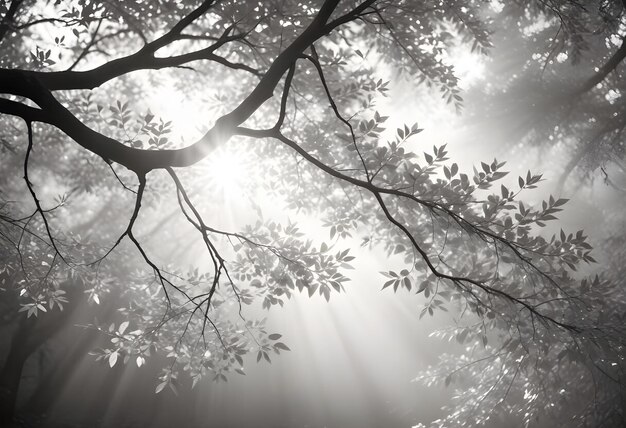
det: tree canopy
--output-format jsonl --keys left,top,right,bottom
{"left": 0, "top": 0, "right": 625, "bottom": 427}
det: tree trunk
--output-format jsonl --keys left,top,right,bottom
{"left": 24, "top": 330, "right": 94, "bottom": 416}
{"left": 0, "top": 317, "right": 33, "bottom": 425}
{"left": 0, "top": 283, "right": 84, "bottom": 425}
{"left": 23, "top": 286, "right": 123, "bottom": 421}
{"left": 25, "top": 292, "right": 119, "bottom": 416}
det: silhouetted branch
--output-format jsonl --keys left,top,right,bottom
{"left": 577, "top": 34, "right": 626, "bottom": 95}
{"left": 67, "top": 18, "right": 104, "bottom": 71}
{"left": 303, "top": 47, "right": 370, "bottom": 180}
{"left": 166, "top": 167, "right": 241, "bottom": 342}
{"left": 23, "top": 121, "right": 68, "bottom": 265}
{"left": 0, "top": 0, "right": 23, "bottom": 43}
{"left": 234, "top": 125, "right": 583, "bottom": 333}
{"left": 0, "top": 0, "right": 387, "bottom": 181}
{"left": 87, "top": 174, "right": 145, "bottom": 265}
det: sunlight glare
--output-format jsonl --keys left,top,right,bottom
{"left": 447, "top": 47, "right": 486, "bottom": 87}
{"left": 205, "top": 149, "right": 246, "bottom": 195}
{"left": 147, "top": 84, "right": 207, "bottom": 139}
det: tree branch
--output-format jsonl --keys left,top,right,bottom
{"left": 234, "top": 126, "right": 582, "bottom": 333}
{"left": 0, "top": 0, "right": 359, "bottom": 174}
{"left": 577, "top": 34, "right": 626, "bottom": 95}
{"left": 23, "top": 121, "right": 68, "bottom": 265}
{"left": 0, "top": 0, "right": 23, "bottom": 43}
{"left": 302, "top": 48, "right": 370, "bottom": 180}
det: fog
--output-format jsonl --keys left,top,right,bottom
{"left": 5, "top": 70, "right": 618, "bottom": 427}
{"left": 1, "top": 1, "right": 625, "bottom": 427}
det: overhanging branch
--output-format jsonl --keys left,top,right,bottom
{"left": 234, "top": 126, "right": 582, "bottom": 333}
{"left": 0, "top": 0, "right": 373, "bottom": 174}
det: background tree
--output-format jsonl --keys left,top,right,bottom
{"left": 0, "top": 0, "right": 624, "bottom": 427}
{"left": 412, "top": 1, "right": 626, "bottom": 427}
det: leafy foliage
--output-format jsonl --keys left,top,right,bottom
{"left": 0, "top": 0, "right": 625, "bottom": 426}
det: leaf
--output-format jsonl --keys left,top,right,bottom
{"left": 402, "top": 277, "right": 411, "bottom": 290}
{"left": 500, "top": 184, "right": 508, "bottom": 199}
{"left": 268, "top": 333, "right": 282, "bottom": 340}
{"left": 274, "top": 342, "right": 290, "bottom": 351}
{"left": 322, "top": 285, "right": 330, "bottom": 302}
{"left": 382, "top": 279, "right": 395, "bottom": 290}
{"left": 155, "top": 381, "right": 167, "bottom": 394}
{"left": 109, "top": 352, "right": 118, "bottom": 368}
{"left": 417, "top": 281, "right": 428, "bottom": 294}
{"left": 457, "top": 329, "right": 469, "bottom": 343}
{"left": 192, "top": 376, "right": 200, "bottom": 389}
{"left": 118, "top": 321, "right": 129, "bottom": 335}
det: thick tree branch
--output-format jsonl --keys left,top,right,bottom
{"left": 0, "top": 31, "right": 255, "bottom": 92}
{"left": 0, "top": 0, "right": 363, "bottom": 174}
{"left": 0, "top": 0, "right": 243, "bottom": 91}
{"left": 577, "top": 34, "right": 626, "bottom": 95}
{"left": 0, "top": 0, "right": 23, "bottom": 43}
{"left": 0, "top": 98, "right": 49, "bottom": 123}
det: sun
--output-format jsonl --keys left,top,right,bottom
{"left": 204, "top": 148, "right": 246, "bottom": 195}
